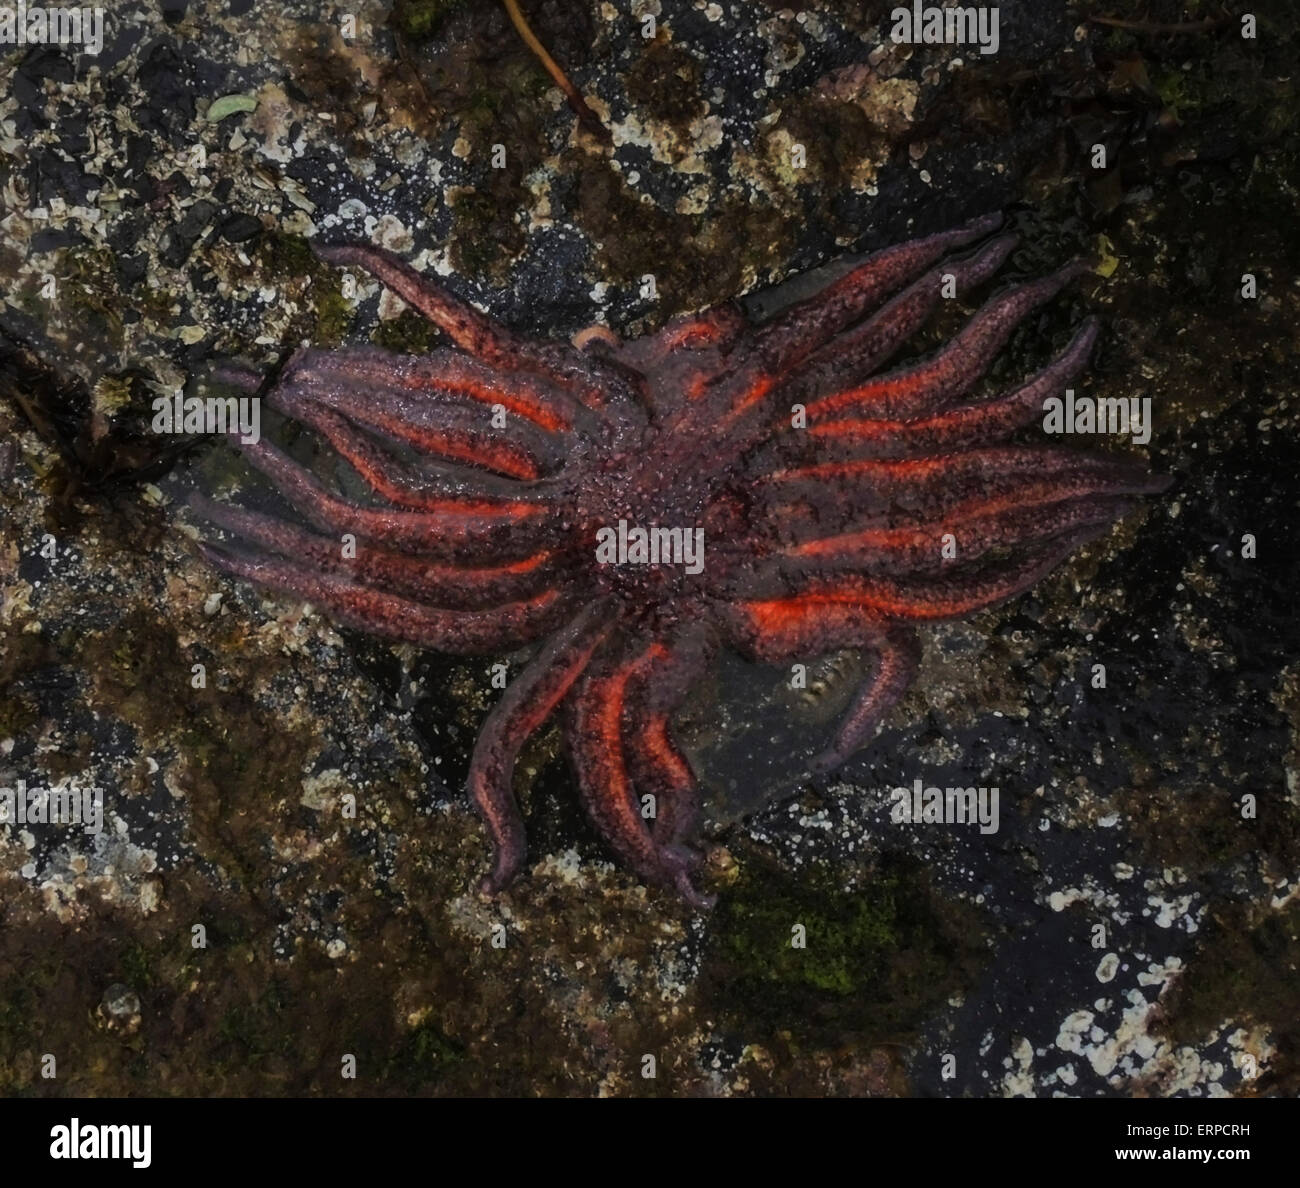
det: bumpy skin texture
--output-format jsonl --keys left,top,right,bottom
{"left": 195, "top": 213, "right": 1168, "bottom": 908}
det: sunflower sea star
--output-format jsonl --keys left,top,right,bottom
{"left": 193, "top": 212, "right": 1168, "bottom": 908}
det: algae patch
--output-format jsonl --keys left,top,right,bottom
{"left": 704, "top": 852, "right": 990, "bottom": 1044}
{"left": 254, "top": 232, "right": 350, "bottom": 348}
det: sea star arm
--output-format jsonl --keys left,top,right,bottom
{"left": 721, "top": 528, "right": 1115, "bottom": 643}
{"left": 812, "top": 624, "right": 921, "bottom": 773}
{"left": 190, "top": 494, "right": 569, "bottom": 609}
{"left": 627, "top": 704, "right": 699, "bottom": 847}
{"left": 760, "top": 231, "right": 1018, "bottom": 412}
{"left": 196, "top": 541, "right": 575, "bottom": 650}
{"left": 799, "top": 319, "right": 1100, "bottom": 461}
{"left": 802, "top": 261, "right": 1092, "bottom": 423}
{"left": 752, "top": 211, "right": 1003, "bottom": 375}
{"left": 567, "top": 638, "right": 714, "bottom": 907}
{"left": 757, "top": 446, "right": 1170, "bottom": 541}
{"left": 622, "top": 625, "right": 717, "bottom": 848}
{"left": 806, "top": 259, "right": 1092, "bottom": 421}
{"left": 791, "top": 232, "right": 1018, "bottom": 385}
{"left": 614, "top": 306, "right": 748, "bottom": 421}
{"left": 615, "top": 305, "right": 746, "bottom": 372}
{"left": 230, "top": 436, "right": 552, "bottom": 561}
{"left": 272, "top": 384, "right": 562, "bottom": 484}
{"left": 312, "top": 243, "right": 626, "bottom": 413}
{"left": 716, "top": 532, "right": 1107, "bottom": 769}
{"left": 281, "top": 346, "right": 599, "bottom": 435}
{"left": 693, "top": 231, "right": 1018, "bottom": 444}
{"left": 803, "top": 495, "right": 1134, "bottom": 573}
{"left": 312, "top": 244, "right": 533, "bottom": 370}
{"left": 469, "top": 601, "right": 616, "bottom": 893}
{"left": 211, "top": 363, "right": 265, "bottom": 391}
{"left": 728, "top": 496, "right": 1137, "bottom": 599}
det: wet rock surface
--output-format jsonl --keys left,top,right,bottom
{"left": 1, "top": 0, "right": 1297, "bottom": 1096}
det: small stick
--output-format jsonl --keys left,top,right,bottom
{"left": 502, "top": 0, "right": 612, "bottom": 143}
{"left": 1086, "top": 13, "right": 1230, "bottom": 33}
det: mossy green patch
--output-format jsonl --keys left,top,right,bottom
{"left": 371, "top": 308, "right": 443, "bottom": 355}
{"left": 391, "top": 0, "right": 469, "bottom": 41}
{"left": 258, "top": 229, "right": 314, "bottom": 274}
{"left": 62, "top": 246, "right": 125, "bottom": 349}
{"left": 386, "top": 1016, "right": 465, "bottom": 1089}
{"left": 255, "top": 232, "right": 350, "bottom": 347}
{"left": 118, "top": 940, "right": 158, "bottom": 993}
{"left": 704, "top": 851, "right": 991, "bottom": 1045}
{"left": 448, "top": 186, "right": 527, "bottom": 284}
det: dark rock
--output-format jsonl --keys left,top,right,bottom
{"left": 30, "top": 228, "right": 84, "bottom": 253}
{"left": 136, "top": 40, "right": 195, "bottom": 135}
{"left": 219, "top": 213, "right": 264, "bottom": 244}
{"left": 117, "top": 254, "right": 149, "bottom": 286}
{"left": 159, "top": 198, "right": 218, "bottom": 267}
